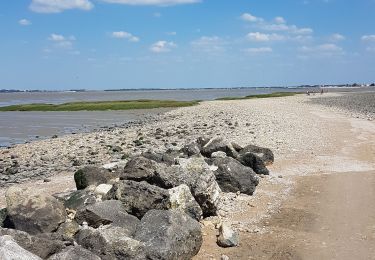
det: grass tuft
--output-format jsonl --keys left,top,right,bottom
{"left": 0, "top": 100, "right": 199, "bottom": 112}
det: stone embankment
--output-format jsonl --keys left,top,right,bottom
{"left": 0, "top": 136, "right": 274, "bottom": 259}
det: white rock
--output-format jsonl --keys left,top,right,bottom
{"left": 211, "top": 151, "right": 227, "bottom": 158}
{"left": 0, "top": 235, "right": 42, "bottom": 260}
{"left": 94, "top": 184, "right": 113, "bottom": 196}
{"left": 217, "top": 223, "right": 239, "bottom": 248}
{"left": 102, "top": 160, "right": 127, "bottom": 170}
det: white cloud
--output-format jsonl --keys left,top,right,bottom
{"left": 244, "top": 47, "right": 273, "bottom": 54}
{"left": 19, "top": 19, "right": 31, "bottom": 26}
{"left": 261, "top": 23, "right": 313, "bottom": 34}
{"left": 48, "top": 34, "right": 66, "bottom": 41}
{"left": 361, "top": 35, "right": 375, "bottom": 41}
{"left": 274, "top": 16, "right": 286, "bottom": 24}
{"left": 329, "top": 33, "right": 345, "bottom": 42}
{"left": 240, "top": 13, "right": 262, "bottom": 22}
{"left": 150, "top": 41, "right": 176, "bottom": 53}
{"left": 30, "top": 0, "right": 93, "bottom": 13}
{"left": 48, "top": 34, "right": 76, "bottom": 49}
{"left": 111, "top": 31, "right": 140, "bottom": 42}
{"left": 166, "top": 31, "right": 177, "bottom": 36}
{"left": 300, "top": 43, "right": 343, "bottom": 55}
{"left": 191, "top": 36, "right": 226, "bottom": 52}
{"left": 246, "top": 32, "right": 285, "bottom": 42}
{"left": 101, "top": 0, "right": 200, "bottom": 6}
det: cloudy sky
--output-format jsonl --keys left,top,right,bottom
{"left": 1, "top": 0, "right": 375, "bottom": 90}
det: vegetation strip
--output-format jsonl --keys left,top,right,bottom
{"left": 0, "top": 100, "right": 199, "bottom": 112}
{"left": 215, "top": 92, "right": 300, "bottom": 101}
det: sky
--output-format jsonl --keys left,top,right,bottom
{"left": 0, "top": 0, "right": 375, "bottom": 90}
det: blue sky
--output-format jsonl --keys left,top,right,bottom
{"left": 1, "top": 0, "right": 375, "bottom": 90}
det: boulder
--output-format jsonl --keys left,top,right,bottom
{"left": 102, "top": 160, "right": 127, "bottom": 171}
{"left": 0, "top": 228, "right": 66, "bottom": 259}
{"left": 237, "top": 153, "right": 269, "bottom": 175}
{"left": 180, "top": 142, "right": 201, "bottom": 156}
{"left": 56, "top": 221, "right": 80, "bottom": 239}
{"left": 120, "top": 156, "right": 163, "bottom": 183}
{"left": 0, "top": 235, "right": 42, "bottom": 260}
{"left": 5, "top": 187, "right": 67, "bottom": 235}
{"left": 75, "top": 200, "right": 140, "bottom": 233}
{"left": 94, "top": 184, "right": 113, "bottom": 196}
{"left": 231, "top": 142, "right": 243, "bottom": 152}
{"left": 211, "top": 157, "right": 259, "bottom": 195}
{"left": 239, "top": 145, "right": 274, "bottom": 165}
{"left": 74, "top": 167, "right": 118, "bottom": 190}
{"left": 217, "top": 223, "right": 239, "bottom": 248}
{"left": 64, "top": 190, "right": 97, "bottom": 210}
{"left": 0, "top": 209, "right": 5, "bottom": 227}
{"left": 168, "top": 185, "right": 203, "bottom": 221}
{"left": 177, "top": 157, "right": 221, "bottom": 217}
{"left": 201, "top": 137, "right": 238, "bottom": 158}
{"left": 75, "top": 226, "right": 146, "bottom": 260}
{"left": 106, "top": 180, "right": 170, "bottom": 219}
{"left": 211, "top": 151, "right": 227, "bottom": 158}
{"left": 135, "top": 210, "right": 202, "bottom": 260}
{"left": 49, "top": 246, "right": 101, "bottom": 260}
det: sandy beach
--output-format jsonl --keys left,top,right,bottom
{"left": 0, "top": 92, "right": 374, "bottom": 259}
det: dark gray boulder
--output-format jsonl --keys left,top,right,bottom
{"left": 211, "top": 157, "right": 259, "bottom": 195}
{"left": 56, "top": 221, "right": 80, "bottom": 239}
{"left": 237, "top": 153, "right": 269, "bottom": 175}
{"left": 106, "top": 180, "right": 170, "bottom": 219}
{"left": 239, "top": 145, "right": 274, "bottom": 165}
{"left": 75, "top": 200, "right": 140, "bottom": 233}
{"left": 201, "top": 137, "right": 238, "bottom": 158}
{"left": 74, "top": 166, "right": 118, "bottom": 190}
{"left": 5, "top": 187, "right": 67, "bottom": 235}
{"left": 49, "top": 246, "right": 101, "bottom": 260}
{"left": 64, "top": 190, "right": 97, "bottom": 210}
{"left": 0, "top": 228, "right": 66, "bottom": 259}
{"left": 120, "top": 156, "right": 163, "bottom": 183}
{"left": 180, "top": 142, "right": 201, "bottom": 156}
{"left": 75, "top": 226, "right": 146, "bottom": 260}
{"left": 135, "top": 210, "right": 202, "bottom": 260}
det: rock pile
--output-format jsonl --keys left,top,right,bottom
{"left": 0, "top": 136, "right": 274, "bottom": 259}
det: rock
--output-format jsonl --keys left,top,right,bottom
{"left": 180, "top": 142, "right": 201, "bottom": 156}
{"left": 135, "top": 210, "right": 202, "bottom": 260}
{"left": 0, "top": 235, "right": 42, "bottom": 260}
{"left": 94, "top": 184, "right": 113, "bottom": 196}
{"left": 74, "top": 166, "right": 118, "bottom": 190}
{"left": 141, "top": 150, "right": 164, "bottom": 163}
{"left": 201, "top": 137, "right": 238, "bottom": 158}
{"left": 5, "top": 187, "right": 67, "bottom": 235}
{"left": 75, "top": 226, "right": 146, "bottom": 260}
{"left": 49, "top": 246, "right": 101, "bottom": 260}
{"left": 168, "top": 185, "right": 203, "bottom": 221}
{"left": 239, "top": 145, "right": 274, "bottom": 165}
{"left": 231, "top": 142, "right": 243, "bottom": 152}
{"left": 102, "top": 160, "right": 127, "bottom": 170}
{"left": 237, "top": 153, "right": 269, "bottom": 175}
{"left": 221, "top": 254, "right": 230, "bottom": 260}
{"left": 217, "top": 223, "right": 239, "bottom": 248}
{"left": 0, "top": 208, "right": 10, "bottom": 228}
{"left": 211, "top": 151, "right": 227, "bottom": 158}
{"left": 211, "top": 157, "right": 259, "bottom": 195}
{"left": 0, "top": 228, "right": 66, "bottom": 258}
{"left": 56, "top": 221, "right": 80, "bottom": 239}
{"left": 64, "top": 190, "right": 97, "bottom": 210}
{"left": 106, "top": 180, "right": 170, "bottom": 219}
{"left": 119, "top": 156, "right": 163, "bottom": 183}
{"left": 177, "top": 157, "right": 221, "bottom": 217}
{"left": 75, "top": 200, "right": 140, "bottom": 233}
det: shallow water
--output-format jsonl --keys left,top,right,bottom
{"left": 0, "top": 109, "right": 169, "bottom": 147}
